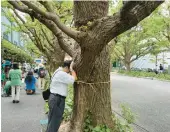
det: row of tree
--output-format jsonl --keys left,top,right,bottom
{"left": 2, "top": 1, "right": 164, "bottom": 131}
{"left": 1, "top": 39, "right": 33, "bottom": 63}
{"left": 111, "top": 1, "right": 170, "bottom": 71}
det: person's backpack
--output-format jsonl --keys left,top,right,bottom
{"left": 39, "top": 69, "right": 46, "bottom": 78}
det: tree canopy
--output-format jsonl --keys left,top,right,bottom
{"left": 1, "top": 39, "right": 33, "bottom": 63}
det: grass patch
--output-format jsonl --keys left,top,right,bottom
{"left": 118, "top": 70, "right": 170, "bottom": 81}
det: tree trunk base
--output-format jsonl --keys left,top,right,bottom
{"left": 59, "top": 122, "right": 71, "bottom": 132}
{"left": 59, "top": 121, "right": 82, "bottom": 132}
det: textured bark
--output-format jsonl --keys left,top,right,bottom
{"left": 70, "top": 46, "right": 114, "bottom": 132}
{"left": 73, "top": 1, "right": 109, "bottom": 28}
{"left": 69, "top": 1, "right": 114, "bottom": 132}
{"left": 125, "top": 63, "right": 131, "bottom": 71}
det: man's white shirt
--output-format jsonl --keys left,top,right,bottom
{"left": 50, "top": 67, "right": 74, "bottom": 97}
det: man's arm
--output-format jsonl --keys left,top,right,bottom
{"left": 70, "top": 61, "right": 77, "bottom": 80}
{"left": 70, "top": 70, "right": 77, "bottom": 81}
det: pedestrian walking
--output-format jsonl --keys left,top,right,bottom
{"left": 159, "top": 64, "right": 164, "bottom": 73}
{"left": 46, "top": 60, "right": 77, "bottom": 132}
{"left": 9, "top": 63, "right": 22, "bottom": 103}
{"left": 25, "top": 71, "right": 37, "bottom": 95}
{"left": 38, "top": 63, "right": 46, "bottom": 90}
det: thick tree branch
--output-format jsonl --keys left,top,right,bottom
{"left": 114, "top": 47, "right": 125, "bottom": 58}
{"left": 91, "top": 1, "right": 163, "bottom": 44}
{"left": 8, "top": 1, "right": 75, "bottom": 57}
{"left": 8, "top": 1, "right": 31, "bottom": 14}
{"left": 113, "top": 50, "right": 124, "bottom": 61}
{"left": 41, "top": 27, "right": 56, "bottom": 50}
{"left": 39, "top": 1, "right": 53, "bottom": 12}
{"left": 21, "top": 1, "right": 80, "bottom": 41}
{"left": 13, "top": 9, "right": 26, "bottom": 24}
{"left": 37, "top": 18, "right": 75, "bottom": 57}
{"left": 130, "top": 46, "right": 152, "bottom": 62}
{"left": 13, "top": 10, "right": 52, "bottom": 55}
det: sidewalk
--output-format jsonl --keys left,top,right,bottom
{"left": 1, "top": 87, "right": 45, "bottom": 132}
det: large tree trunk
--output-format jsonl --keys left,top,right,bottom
{"left": 124, "top": 54, "right": 131, "bottom": 71}
{"left": 125, "top": 62, "right": 131, "bottom": 71}
{"left": 70, "top": 46, "right": 114, "bottom": 132}
{"left": 69, "top": 2, "right": 114, "bottom": 131}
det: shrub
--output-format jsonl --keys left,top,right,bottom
{"left": 118, "top": 70, "right": 170, "bottom": 81}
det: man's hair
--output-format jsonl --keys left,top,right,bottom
{"left": 63, "top": 60, "right": 72, "bottom": 68}
{"left": 13, "top": 63, "right": 19, "bottom": 69}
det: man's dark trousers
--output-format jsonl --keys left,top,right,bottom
{"left": 46, "top": 93, "right": 65, "bottom": 132}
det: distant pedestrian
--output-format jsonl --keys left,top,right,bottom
{"left": 159, "top": 64, "right": 164, "bottom": 73}
{"left": 9, "top": 63, "right": 22, "bottom": 103}
{"left": 38, "top": 64, "right": 46, "bottom": 90}
{"left": 1, "top": 80, "right": 11, "bottom": 97}
{"left": 4, "top": 60, "right": 11, "bottom": 81}
{"left": 1, "top": 61, "right": 6, "bottom": 88}
{"left": 25, "top": 71, "right": 37, "bottom": 95}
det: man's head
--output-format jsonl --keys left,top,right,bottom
{"left": 62, "top": 60, "right": 72, "bottom": 73}
{"left": 13, "top": 63, "right": 19, "bottom": 69}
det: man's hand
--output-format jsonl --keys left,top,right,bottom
{"left": 69, "top": 61, "right": 77, "bottom": 80}
{"left": 70, "top": 61, "right": 74, "bottom": 72}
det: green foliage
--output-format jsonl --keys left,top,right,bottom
{"left": 109, "top": 0, "right": 123, "bottom": 15}
{"left": 113, "top": 104, "right": 136, "bottom": 132}
{"left": 92, "top": 125, "right": 111, "bottom": 132}
{"left": 111, "top": 1, "right": 170, "bottom": 68}
{"left": 44, "top": 79, "right": 50, "bottom": 90}
{"left": 120, "top": 104, "right": 136, "bottom": 124}
{"left": 83, "top": 112, "right": 111, "bottom": 132}
{"left": 63, "top": 85, "right": 74, "bottom": 121}
{"left": 118, "top": 70, "right": 170, "bottom": 81}
{"left": 44, "top": 102, "right": 49, "bottom": 114}
{"left": 1, "top": 39, "right": 33, "bottom": 63}
{"left": 1, "top": 1, "right": 13, "bottom": 8}
{"left": 83, "top": 104, "right": 135, "bottom": 132}
{"left": 25, "top": 41, "right": 42, "bottom": 58}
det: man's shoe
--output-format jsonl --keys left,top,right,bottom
{"left": 16, "top": 100, "right": 20, "bottom": 103}
{"left": 13, "top": 100, "right": 15, "bottom": 103}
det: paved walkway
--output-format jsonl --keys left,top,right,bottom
{"left": 1, "top": 87, "right": 45, "bottom": 132}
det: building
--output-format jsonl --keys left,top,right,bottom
{"left": 132, "top": 51, "right": 170, "bottom": 70}
{"left": 1, "top": 8, "right": 24, "bottom": 47}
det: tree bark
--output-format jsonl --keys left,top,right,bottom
{"left": 69, "top": 2, "right": 114, "bottom": 132}
{"left": 125, "top": 62, "right": 131, "bottom": 72}
{"left": 70, "top": 46, "right": 114, "bottom": 132}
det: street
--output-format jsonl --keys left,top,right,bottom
{"left": 1, "top": 88, "right": 45, "bottom": 132}
{"left": 111, "top": 74, "right": 170, "bottom": 132}
{"left": 1, "top": 74, "right": 170, "bottom": 132}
